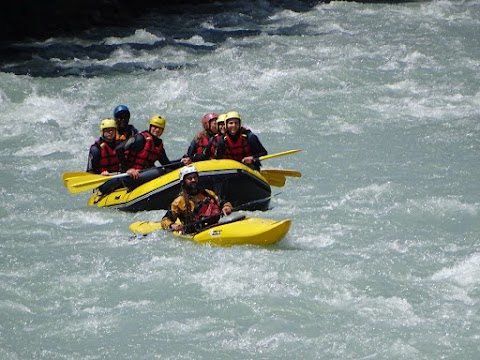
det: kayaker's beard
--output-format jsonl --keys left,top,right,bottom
{"left": 184, "top": 182, "right": 199, "bottom": 195}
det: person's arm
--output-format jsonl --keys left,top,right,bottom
{"left": 86, "top": 144, "right": 100, "bottom": 174}
{"left": 186, "top": 139, "right": 197, "bottom": 158}
{"left": 214, "top": 136, "right": 225, "bottom": 159}
{"left": 208, "top": 189, "right": 233, "bottom": 216}
{"left": 115, "top": 136, "right": 138, "bottom": 171}
{"left": 161, "top": 210, "right": 176, "bottom": 229}
{"left": 130, "top": 124, "right": 139, "bottom": 135}
{"left": 161, "top": 197, "right": 184, "bottom": 231}
{"left": 242, "top": 132, "right": 267, "bottom": 168}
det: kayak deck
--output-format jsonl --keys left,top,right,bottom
{"left": 175, "top": 216, "right": 291, "bottom": 247}
{"left": 129, "top": 216, "right": 291, "bottom": 247}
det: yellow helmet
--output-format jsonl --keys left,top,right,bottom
{"left": 225, "top": 111, "right": 241, "bottom": 122}
{"left": 216, "top": 113, "right": 227, "bottom": 125}
{"left": 149, "top": 115, "right": 166, "bottom": 129}
{"left": 99, "top": 118, "right": 117, "bottom": 134}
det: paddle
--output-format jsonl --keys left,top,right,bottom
{"left": 64, "top": 162, "right": 182, "bottom": 194}
{"left": 129, "top": 193, "right": 281, "bottom": 236}
{"left": 261, "top": 172, "right": 286, "bottom": 187}
{"left": 257, "top": 149, "right": 301, "bottom": 162}
{"left": 260, "top": 169, "right": 302, "bottom": 178}
{"left": 260, "top": 169, "right": 302, "bottom": 187}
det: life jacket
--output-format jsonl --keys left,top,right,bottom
{"left": 195, "top": 135, "right": 210, "bottom": 155}
{"left": 93, "top": 139, "right": 120, "bottom": 173}
{"left": 182, "top": 189, "right": 221, "bottom": 231}
{"left": 223, "top": 127, "right": 252, "bottom": 162}
{"left": 126, "top": 132, "right": 163, "bottom": 169}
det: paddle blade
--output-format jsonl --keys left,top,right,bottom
{"left": 261, "top": 169, "right": 302, "bottom": 178}
{"left": 130, "top": 221, "right": 163, "bottom": 236}
{"left": 63, "top": 171, "right": 89, "bottom": 182}
{"left": 259, "top": 149, "right": 301, "bottom": 161}
{"left": 62, "top": 171, "right": 90, "bottom": 187}
{"left": 261, "top": 172, "right": 286, "bottom": 187}
{"left": 64, "top": 174, "right": 113, "bottom": 194}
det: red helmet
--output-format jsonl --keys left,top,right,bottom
{"left": 201, "top": 112, "right": 219, "bottom": 130}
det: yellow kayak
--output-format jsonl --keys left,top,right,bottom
{"left": 130, "top": 216, "right": 291, "bottom": 247}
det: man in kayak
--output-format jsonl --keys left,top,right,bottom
{"left": 113, "top": 104, "right": 138, "bottom": 141}
{"left": 86, "top": 119, "right": 121, "bottom": 175}
{"left": 182, "top": 112, "right": 219, "bottom": 163}
{"left": 214, "top": 111, "right": 267, "bottom": 170}
{"left": 161, "top": 165, "right": 233, "bottom": 233}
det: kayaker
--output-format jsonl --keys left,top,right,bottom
{"left": 113, "top": 105, "right": 138, "bottom": 141}
{"left": 86, "top": 118, "right": 121, "bottom": 175}
{"left": 115, "top": 115, "right": 189, "bottom": 180}
{"left": 161, "top": 165, "right": 233, "bottom": 233}
{"left": 214, "top": 111, "right": 267, "bottom": 170}
{"left": 182, "top": 112, "right": 219, "bottom": 163}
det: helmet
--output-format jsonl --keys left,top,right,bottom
{"left": 113, "top": 105, "right": 130, "bottom": 118}
{"left": 99, "top": 118, "right": 117, "bottom": 134}
{"left": 149, "top": 115, "right": 166, "bottom": 129}
{"left": 201, "top": 112, "right": 219, "bottom": 130}
{"left": 225, "top": 111, "right": 241, "bottom": 123}
{"left": 216, "top": 113, "right": 227, "bottom": 125}
{"left": 179, "top": 165, "right": 198, "bottom": 181}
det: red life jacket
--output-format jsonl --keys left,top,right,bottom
{"left": 127, "top": 132, "right": 163, "bottom": 169}
{"left": 195, "top": 135, "right": 210, "bottom": 155}
{"left": 192, "top": 190, "right": 221, "bottom": 225}
{"left": 94, "top": 140, "right": 120, "bottom": 173}
{"left": 223, "top": 127, "right": 252, "bottom": 162}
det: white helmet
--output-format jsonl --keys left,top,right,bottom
{"left": 179, "top": 165, "right": 198, "bottom": 181}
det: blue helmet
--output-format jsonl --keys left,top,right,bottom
{"left": 113, "top": 105, "right": 130, "bottom": 117}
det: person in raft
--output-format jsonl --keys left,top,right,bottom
{"left": 214, "top": 111, "right": 267, "bottom": 170}
{"left": 86, "top": 118, "right": 121, "bottom": 175}
{"left": 115, "top": 115, "right": 188, "bottom": 181}
{"left": 182, "top": 112, "right": 219, "bottom": 164}
{"left": 113, "top": 104, "right": 138, "bottom": 141}
{"left": 203, "top": 113, "right": 227, "bottom": 160}
{"left": 161, "top": 165, "right": 233, "bottom": 234}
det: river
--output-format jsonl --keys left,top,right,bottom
{"left": 1, "top": 1, "right": 479, "bottom": 359}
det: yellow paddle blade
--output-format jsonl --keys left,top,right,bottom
{"left": 259, "top": 149, "right": 301, "bottom": 161}
{"left": 62, "top": 171, "right": 90, "bottom": 187}
{"left": 260, "top": 172, "right": 286, "bottom": 187}
{"left": 130, "top": 221, "right": 163, "bottom": 236}
{"left": 64, "top": 173, "right": 118, "bottom": 194}
{"left": 261, "top": 169, "right": 302, "bottom": 178}
{"left": 63, "top": 171, "right": 89, "bottom": 182}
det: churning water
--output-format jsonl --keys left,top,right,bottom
{"left": 1, "top": 1, "right": 479, "bottom": 359}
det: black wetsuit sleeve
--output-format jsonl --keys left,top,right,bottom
{"left": 186, "top": 139, "right": 197, "bottom": 158}
{"left": 214, "top": 136, "right": 225, "bottom": 159}
{"left": 248, "top": 132, "right": 267, "bottom": 169}
{"left": 86, "top": 144, "right": 101, "bottom": 174}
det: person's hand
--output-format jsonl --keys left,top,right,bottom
{"left": 241, "top": 156, "right": 254, "bottom": 165}
{"left": 170, "top": 223, "right": 183, "bottom": 232}
{"left": 181, "top": 157, "right": 192, "bottom": 165}
{"left": 101, "top": 170, "right": 110, "bottom": 176}
{"left": 222, "top": 205, "right": 232, "bottom": 216}
{"left": 127, "top": 168, "right": 140, "bottom": 179}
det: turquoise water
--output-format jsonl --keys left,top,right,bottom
{"left": 1, "top": 1, "right": 479, "bottom": 359}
